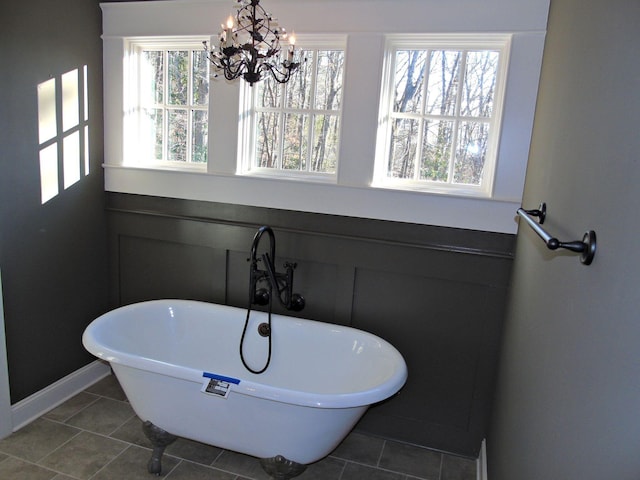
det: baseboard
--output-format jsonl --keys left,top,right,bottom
{"left": 477, "top": 438, "right": 488, "bottom": 480}
{"left": 11, "top": 360, "right": 111, "bottom": 431}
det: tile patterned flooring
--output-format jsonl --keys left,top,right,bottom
{"left": 0, "top": 375, "right": 476, "bottom": 480}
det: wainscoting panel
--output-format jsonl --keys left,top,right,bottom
{"left": 119, "top": 235, "right": 227, "bottom": 304}
{"left": 352, "top": 267, "right": 508, "bottom": 455}
{"left": 106, "top": 193, "right": 514, "bottom": 458}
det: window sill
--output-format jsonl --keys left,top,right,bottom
{"left": 121, "top": 161, "right": 208, "bottom": 173}
{"left": 103, "top": 164, "right": 520, "bottom": 234}
{"left": 239, "top": 169, "right": 337, "bottom": 185}
{"left": 371, "top": 178, "right": 491, "bottom": 199}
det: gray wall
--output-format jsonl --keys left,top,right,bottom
{"left": 488, "top": 0, "right": 640, "bottom": 478}
{"left": 0, "top": 0, "right": 109, "bottom": 403}
{"left": 106, "top": 193, "right": 514, "bottom": 457}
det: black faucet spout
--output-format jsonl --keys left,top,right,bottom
{"left": 250, "top": 226, "right": 275, "bottom": 269}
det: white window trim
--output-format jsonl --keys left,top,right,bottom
{"left": 101, "top": 0, "right": 550, "bottom": 234}
{"left": 374, "top": 34, "right": 511, "bottom": 199}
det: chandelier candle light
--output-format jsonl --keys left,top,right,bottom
{"left": 204, "top": 0, "right": 302, "bottom": 86}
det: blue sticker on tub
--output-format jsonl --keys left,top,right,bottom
{"left": 202, "top": 372, "right": 240, "bottom": 385}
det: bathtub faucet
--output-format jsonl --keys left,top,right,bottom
{"left": 249, "top": 226, "right": 305, "bottom": 312}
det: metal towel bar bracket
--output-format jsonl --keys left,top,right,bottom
{"left": 517, "top": 203, "right": 596, "bottom": 265}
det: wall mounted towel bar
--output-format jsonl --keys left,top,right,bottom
{"left": 517, "top": 203, "right": 596, "bottom": 265}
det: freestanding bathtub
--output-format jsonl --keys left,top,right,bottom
{"left": 82, "top": 299, "right": 407, "bottom": 478}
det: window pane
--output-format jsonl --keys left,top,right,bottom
{"left": 283, "top": 113, "right": 308, "bottom": 170}
{"left": 461, "top": 50, "right": 499, "bottom": 117}
{"left": 255, "top": 111, "right": 280, "bottom": 168}
{"left": 141, "top": 108, "right": 163, "bottom": 160}
{"left": 426, "top": 50, "right": 461, "bottom": 116}
{"left": 167, "top": 109, "right": 187, "bottom": 162}
{"left": 453, "top": 121, "right": 489, "bottom": 185}
{"left": 388, "top": 118, "right": 418, "bottom": 178}
{"left": 311, "top": 114, "right": 339, "bottom": 173}
{"left": 420, "top": 120, "right": 453, "bottom": 182}
{"left": 192, "top": 50, "right": 209, "bottom": 106}
{"left": 393, "top": 50, "right": 427, "bottom": 113}
{"left": 286, "top": 50, "right": 313, "bottom": 110}
{"left": 142, "top": 51, "right": 163, "bottom": 104}
{"left": 191, "top": 110, "right": 208, "bottom": 163}
{"left": 256, "top": 76, "right": 282, "bottom": 108}
{"left": 314, "top": 50, "right": 344, "bottom": 110}
{"left": 168, "top": 51, "right": 188, "bottom": 105}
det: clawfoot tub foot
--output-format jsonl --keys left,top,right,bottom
{"left": 142, "top": 421, "right": 178, "bottom": 475}
{"left": 259, "top": 455, "right": 307, "bottom": 479}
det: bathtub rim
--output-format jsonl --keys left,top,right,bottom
{"left": 82, "top": 299, "right": 408, "bottom": 409}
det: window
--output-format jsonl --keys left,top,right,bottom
{"left": 240, "top": 37, "right": 346, "bottom": 179}
{"left": 126, "top": 38, "right": 209, "bottom": 167}
{"left": 104, "top": 0, "right": 547, "bottom": 233}
{"left": 375, "top": 35, "right": 510, "bottom": 196}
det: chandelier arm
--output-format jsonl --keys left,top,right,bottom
{"left": 259, "top": 61, "right": 298, "bottom": 84}
{"left": 206, "top": 51, "right": 247, "bottom": 80}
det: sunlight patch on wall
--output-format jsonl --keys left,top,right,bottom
{"left": 37, "top": 78, "right": 59, "bottom": 203}
{"left": 39, "top": 144, "right": 59, "bottom": 203}
{"left": 37, "top": 78, "right": 57, "bottom": 143}
{"left": 84, "top": 125, "right": 90, "bottom": 175}
{"left": 63, "top": 131, "right": 81, "bottom": 189}
{"left": 37, "top": 66, "right": 91, "bottom": 204}
{"left": 62, "top": 70, "right": 79, "bottom": 132}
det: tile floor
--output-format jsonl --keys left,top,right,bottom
{"left": 0, "top": 375, "right": 476, "bottom": 480}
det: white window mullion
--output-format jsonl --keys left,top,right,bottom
{"left": 277, "top": 104, "right": 284, "bottom": 170}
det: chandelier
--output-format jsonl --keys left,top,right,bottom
{"left": 204, "top": 0, "right": 302, "bottom": 86}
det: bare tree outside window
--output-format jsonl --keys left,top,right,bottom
{"left": 252, "top": 46, "right": 344, "bottom": 175}
{"left": 388, "top": 46, "right": 500, "bottom": 187}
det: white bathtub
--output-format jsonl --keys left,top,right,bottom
{"left": 82, "top": 300, "right": 407, "bottom": 466}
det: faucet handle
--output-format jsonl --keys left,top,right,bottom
{"left": 289, "top": 293, "right": 305, "bottom": 311}
{"left": 253, "top": 288, "right": 270, "bottom": 306}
